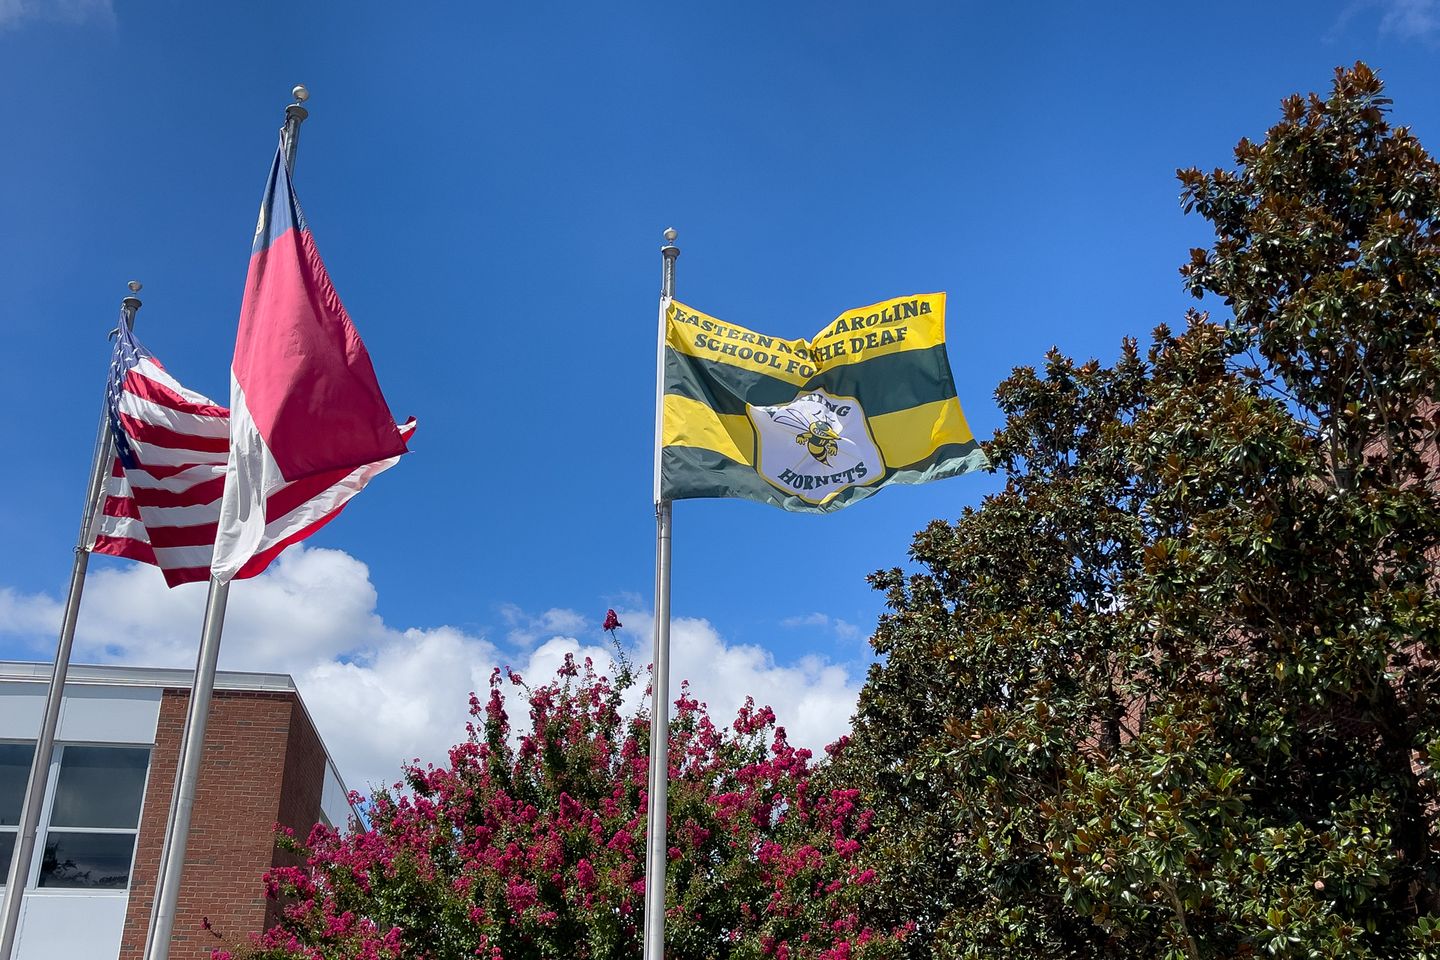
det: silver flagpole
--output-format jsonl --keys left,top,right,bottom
{"left": 139, "top": 82, "right": 310, "bottom": 959}
{"left": 143, "top": 86, "right": 309, "bottom": 960}
{"left": 282, "top": 83, "right": 309, "bottom": 174}
{"left": 0, "top": 283, "right": 143, "bottom": 960}
{"left": 642, "top": 228, "right": 679, "bottom": 960}
{"left": 142, "top": 578, "right": 228, "bottom": 960}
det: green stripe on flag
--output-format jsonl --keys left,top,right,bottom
{"left": 664, "top": 343, "right": 959, "bottom": 419}
{"left": 662, "top": 439, "right": 989, "bottom": 512}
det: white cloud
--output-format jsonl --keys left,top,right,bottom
{"left": 488, "top": 607, "right": 863, "bottom": 752}
{"left": 781, "top": 611, "right": 863, "bottom": 641}
{"left": 1379, "top": 0, "right": 1440, "bottom": 39}
{"left": 297, "top": 626, "right": 497, "bottom": 791}
{"left": 0, "top": 588, "right": 63, "bottom": 643}
{"left": 478, "top": 605, "right": 863, "bottom": 753}
{"left": 614, "top": 612, "right": 860, "bottom": 751}
{"left": 0, "top": 547, "right": 498, "bottom": 792}
{"left": 0, "top": 547, "right": 866, "bottom": 796}
{"left": 0, "top": 0, "right": 112, "bottom": 30}
{"left": 1331, "top": 0, "right": 1440, "bottom": 42}
{"left": 501, "top": 604, "right": 591, "bottom": 648}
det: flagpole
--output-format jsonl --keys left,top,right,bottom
{"left": 142, "top": 577, "right": 228, "bottom": 960}
{"left": 0, "top": 284, "right": 142, "bottom": 960}
{"left": 282, "top": 83, "right": 309, "bottom": 173}
{"left": 642, "top": 228, "right": 679, "bottom": 960}
{"left": 143, "top": 86, "right": 309, "bottom": 960}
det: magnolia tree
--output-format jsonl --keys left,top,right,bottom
{"left": 842, "top": 63, "right": 1440, "bottom": 959}
{"left": 220, "top": 654, "right": 906, "bottom": 960}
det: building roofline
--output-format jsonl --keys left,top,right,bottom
{"left": 0, "top": 660, "right": 360, "bottom": 819}
{"left": 0, "top": 660, "right": 298, "bottom": 692}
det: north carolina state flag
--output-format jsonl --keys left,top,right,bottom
{"left": 212, "top": 141, "right": 411, "bottom": 583}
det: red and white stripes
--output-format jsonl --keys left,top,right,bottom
{"left": 89, "top": 344, "right": 414, "bottom": 587}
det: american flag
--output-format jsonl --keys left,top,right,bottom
{"left": 88, "top": 318, "right": 414, "bottom": 587}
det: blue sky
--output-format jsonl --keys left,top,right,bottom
{"left": 3, "top": 2, "right": 1439, "bottom": 786}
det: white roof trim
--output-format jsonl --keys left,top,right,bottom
{"left": 0, "top": 660, "right": 298, "bottom": 692}
{"left": 0, "top": 660, "right": 359, "bottom": 818}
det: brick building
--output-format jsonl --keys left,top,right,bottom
{"left": 0, "top": 662, "right": 352, "bottom": 959}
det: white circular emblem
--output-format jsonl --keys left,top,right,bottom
{"left": 748, "top": 390, "right": 883, "bottom": 504}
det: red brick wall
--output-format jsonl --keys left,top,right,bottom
{"left": 265, "top": 701, "right": 328, "bottom": 931}
{"left": 118, "top": 688, "right": 326, "bottom": 960}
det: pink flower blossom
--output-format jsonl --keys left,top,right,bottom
{"left": 248, "top": 656, "right": 902, "bottom": 959}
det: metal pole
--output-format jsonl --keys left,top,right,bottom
{"left": 139, "top": 689, "right": 185, "bottom": 960}
{"left": 145, "top": 85, "right": 310, "bottom": 960}
{"left": 281, "top": 84, "right": 309, "bottom": 175}
{"left": 142, "top": 577, "right": 228, "bottom": 960}
{"left": 642, "top": 228, "right": 679, "bottom": 960}
{"left": 0, "top": 285, "right": 142, "bottom": 960}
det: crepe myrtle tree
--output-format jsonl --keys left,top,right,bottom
{"left": 214, "top": 653, "right": 909, "bottom": 960}
{"left": 841, "top": 63, "right": 1440, "bottom": 959}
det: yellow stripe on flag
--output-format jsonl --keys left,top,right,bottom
{"left": 808, "top": 292, "right": 947, "bottom": 372}
{"left": 666, "top": 293, "right": 946, "bottom": 382}
{"left": 661, "top": 394, "right": 755, "bottom": 465}
{"left": 666, "top": 306, "right": 812, "bottom": 385}
{"left": 869, "top": 396, "right": 975, "bottom": 468}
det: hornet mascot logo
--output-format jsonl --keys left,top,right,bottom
{"left": 749, "top": 389, "right": 882, "bottom": 503}
{"left": 770, "top": 410, "right": 842, "bottom": 465}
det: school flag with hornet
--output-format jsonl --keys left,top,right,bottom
{"left": 658, "top": 292, "right": 988, "bottom": 511}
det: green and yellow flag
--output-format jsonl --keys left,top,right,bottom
{"left": 658, "top": 292, "right": 988, "bottom": 512}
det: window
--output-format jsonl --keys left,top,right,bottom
{"left": 0, "top": 743, "right": 36, "bottom": 881}
{"left": 39, "top": 746, "right": 149, "bottom": 889}
{"left": 0, "top": 743, "right": 150, "bottom": 891}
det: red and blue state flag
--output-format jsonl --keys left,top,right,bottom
{"left": 211, "top": 140, "right": 413, "bottom": 582}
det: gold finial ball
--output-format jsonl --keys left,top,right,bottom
{"left": 292, "top": 84, "right": 310, "bottom": 103}
{"left": 663, "top": 227, "right": 677, "bottom": 243}
{"left": 127, "top": 280, "right": 142, "bottom": 293}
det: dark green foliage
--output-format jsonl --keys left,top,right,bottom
{"left": 845, "top": 63, "right": 1440, "bottom": 959}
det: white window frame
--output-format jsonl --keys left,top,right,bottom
{"left": 0, "top": 739, "right": 34, "bottom": 888}
{"left": 0, "top": 741, "right": 152, "bottom": 896}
